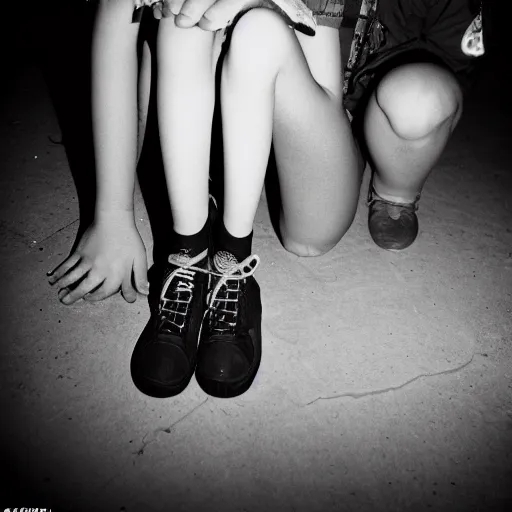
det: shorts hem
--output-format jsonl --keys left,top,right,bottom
{"left": 314, "top": 14, "right": 343, "bottom": 30}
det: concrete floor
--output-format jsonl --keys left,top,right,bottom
{"left": 1, "top": 10, "right": 511, "bottom": 512}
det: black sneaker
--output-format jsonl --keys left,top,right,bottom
{"left": 131, "top": 250, "right": 210, "bottom": 398}
{"left": 195, "top": 251, "right": 261, "bottom": 398}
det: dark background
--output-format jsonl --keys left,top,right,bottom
{"left": 0, "top": 1, "right": 510, "bottom": 509}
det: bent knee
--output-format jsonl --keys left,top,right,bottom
{"left": 227, "top": 8, "right": 294, "bottom": 65}
{"left": 282, "top": 239, "right": 332, "bottom": 257}
{"left": 376, "top": 63, "right": 463, "bottom": 140}
{"left": 282, "top": 234, "right": 344, "bottom": 258}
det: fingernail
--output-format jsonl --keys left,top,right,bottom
{"left": 47, "top": 269, "right": 54, "bottom": 276}
{"left": 58, "top": 290, "right": 68, "bottom": 302}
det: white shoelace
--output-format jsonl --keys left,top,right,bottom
{"left": 157, "top": 250, "right": 260, "bottom": 335}
{"left": 205, "top": 253, "right": 260, "bottom": 335}
{"left": 159, "top": 250, "right": 210, "bottom": 333}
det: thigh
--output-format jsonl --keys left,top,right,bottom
{"left": 295, "top": 25, "right": 344, "bottom": 101}
{"left": 274, "top": 25, "right": 364, "bottom": 255}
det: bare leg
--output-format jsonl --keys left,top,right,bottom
{"left": 364, "top": 63, "right": 463, "bottom": 203}
{"left": 156, "top": 16, "right": 216, "bottom": 235}
{"left": 221, "top": 9, "right": 362, "bottom": 255}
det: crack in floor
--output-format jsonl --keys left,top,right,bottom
{"left": 158, "top": 397, "right": 209, "bottom": 434}
{"left": 133, "top": 397, "right": 209, "bottom": 458}
{"left": 34, "top": 218, "right": 79, "bottom": 245}
{"left": 305, "top": 352, "right": 485, "bottom": 406}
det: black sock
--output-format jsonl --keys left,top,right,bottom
{"left": 214, "top": 219, "right": 253, "bottom": 263}
{"left": 169, "top": 218, "right": 210, "bottom": 259}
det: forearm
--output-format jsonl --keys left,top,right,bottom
{"left": 91, "top": 0, "right": 140, "bottom": 216}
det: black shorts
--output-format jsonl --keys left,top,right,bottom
{"left": 344, "top": 0, "right": 485, "bottom": 114}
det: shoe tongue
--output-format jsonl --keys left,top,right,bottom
{"left": 213, "top": 251, "right": 239, "bottom": 273}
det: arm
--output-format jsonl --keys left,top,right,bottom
{"left": 48, "top": 0, "right": 149, "bottom": 305}
{"left": 92, "top": 0, "right": 140, "bottom": 215}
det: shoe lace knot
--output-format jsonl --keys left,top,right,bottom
{"left": 206, "top": 252, "right": 260, "bottom": 335}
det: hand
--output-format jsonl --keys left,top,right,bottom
{"left": 47, "top": 213, "right": 149, "bottom": 305}
{"left": 152, "top": 0, "right": 259, "bottom": 31}
{"left": 152, "top": 0, "right": 317, "bottom": 35}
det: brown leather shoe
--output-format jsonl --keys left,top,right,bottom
{"left": 368, "top": 182, "right": 420, "bottom": 251}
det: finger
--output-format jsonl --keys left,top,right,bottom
{"left": 133, "top": 257, "right": 150, "bottom": 296}
{"left": 53, "top": 261, "right": 91, "bottom": 290}
{"left": 166, "top": 0, "right": 184, "bottom": 16}
{"left": 198, "top": 0, "right": 251, "bottom": 31}
{"left": 59, "top": 274, "right": 105, "bottom": 305}
{"left": 121, "top": 274, "right": 137, "bottom": 303}
{"left": 47, "top": 253, "right": 81, "bottom": 284}
{"left": 58, "top": 288, "right": 70, "bottom": 301}
{"left": 83, "top": 280, "right": 120, "bottom": 302}
{"left": 175, "top": 0, "right": 216, "bottom": 28}
{"left": 152, "top": 3, "right": 163, "bottom": 18}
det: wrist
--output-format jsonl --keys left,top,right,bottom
{"left": 94, "top": 208, "right": 136, "bottom": 224}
